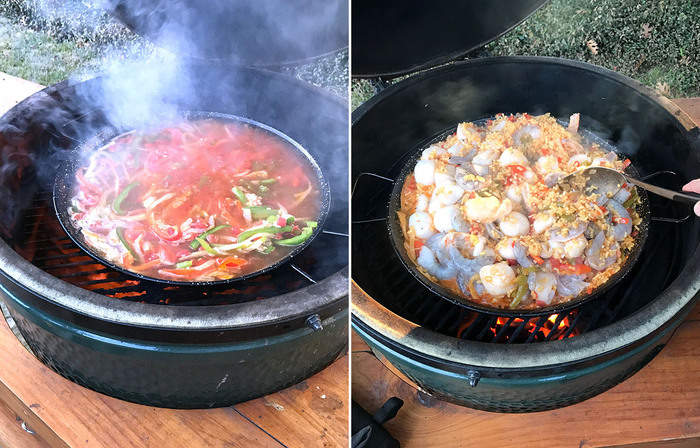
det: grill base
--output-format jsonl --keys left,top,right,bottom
{"left": 354, "top": 315, "right": 677, "bottom": 412}
{"left": 2, "top": 289, "right": 347, "bottom": 408}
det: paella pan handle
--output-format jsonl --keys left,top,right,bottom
{"left": 351, "top": 172, "right": 394, "bottom": 224}
{"left": 627, "top": 177, "right": 700, "bottom": 206}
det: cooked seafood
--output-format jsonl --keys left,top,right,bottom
{"left": 397, "top": 113, "right": 641, "bottom": 309}
{"left": 69, "top": 119, "right": 321, "bottom": 282}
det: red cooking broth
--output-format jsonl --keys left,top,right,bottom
{"left": 69, "top": 119, "right": 321, "bottom": 282}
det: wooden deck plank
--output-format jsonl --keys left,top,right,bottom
{"left": 0, "top": 314, "right": 282, "bottom": 448}
{"left": 352, "top": 317, "right": 700, "bottom": 448}
{"left": 0, "top": 400, "right": 51, "bottom": 448}
{"left": 235, "top": 356, "right": 349, "bottom": 448}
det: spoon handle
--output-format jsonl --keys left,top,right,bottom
{"left": 627, "top": 177, "right": 700, "bottom": 205}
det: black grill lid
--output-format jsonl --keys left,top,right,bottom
{"left": 351, "top": 0, "right": 548, "bottom": 78}
{"left": 109, "top": 0, "right": 348, "bottom": 66}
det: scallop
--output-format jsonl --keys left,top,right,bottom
{"left": 464, "top": 197, "right": 512, "bottom": 223}
{"left": 409, "top": 211, "right": 435, "bottom": 239}
{"left": 422, "top": 145, "right": 446, "bottom": 159}
{"left": 479, "top": 262, "right": 517, "bottom": 296}
{"left": 532, "top": 212, "right": 555, "bottom": 234}
{"left": 506, "top": 184, "right": 523, "bottom": 204}
{"left": 414, "top": 159, "right": 436, "bottom": 185}
{"left": 535, "top": 155, "right": 560, "bottom": 175}
{"left": 433, "top": 206, "right": 463, "bottom": 233}
{"left": 499, "top": 211, "right": 530, "bottom": 236}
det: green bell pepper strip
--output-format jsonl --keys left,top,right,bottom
{"left": 176, "top": 260, "right": 193, "bottom": 269}
{"left": 248, "top": 206, "right": 278, "bottom": 220}
{"left": 189, "top": 225, "right": 231, "bottom": 250}
{"left": 232, "top": 187, "right": 247, "bottom": 205}
{"left": 116, "top": 227, "right": 139, "bottom": 262}
{"left": 509, "top": 274, "right": 530, "bottom": 309}
{"left": 196, "top": 237, "right": 218, "bottom": 255}
{"left": 275, "top": 221, "right": 318, "bottom": 247}
{"left": 237, "top": 225, "right": 292, "bottom": 243}
{"left": 112, "top": 181, "right": 139, "bottom": 215}
{"left": 260, "top": 178, "right": 277, "bottom": 185}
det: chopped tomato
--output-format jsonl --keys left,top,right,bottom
{"left": 550, "top": 258, "right": 591, "bottom": 275}
{"left": 414, "top": 240, "right": 424, "bottom": 249}
{"left": 217, "top": 256, "right": 247, "bottom": 269}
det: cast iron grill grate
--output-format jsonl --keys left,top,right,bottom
{"left": 352, "top": 167, "right": 689, "bottom": 344}
{"left": 11, "top": 192, "right": 346, "bottom": 306}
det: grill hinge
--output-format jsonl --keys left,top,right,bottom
{"left": 467, "top": 370, "right": 480, "bottom": 387}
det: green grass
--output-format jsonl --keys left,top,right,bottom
{"left": 353, "top": 0, "right": 700, "bottom": 109}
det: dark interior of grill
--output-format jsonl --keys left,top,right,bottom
{"left": 352, "top": 60, "right": 700, "bottom": 344}
{"left": 0, "top": 65, "right": 348, "bottom": 307}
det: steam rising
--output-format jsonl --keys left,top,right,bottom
{"left": 0, "top": 0, "right": 348, "bottom": 239}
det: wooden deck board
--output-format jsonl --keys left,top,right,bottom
{"left": 352, "top": 304, "right": 700, "bottom": 447}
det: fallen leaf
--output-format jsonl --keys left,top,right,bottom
{"left": 680, "top": 55, "right": 690, "bottom": 66}
{"left": 655, "top": 81, "right": 671, "bottom": 97}
{"left": 586, "top": 39, "right": 599, "bottom": 55}
{"left": 641, "top": 23, "right": 653, "bottom": 38}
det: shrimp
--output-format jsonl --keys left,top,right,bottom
{"left": 505, "top": 184, "right": 523, "bottom": 204}
{"left": 457, "top": 122, "right": 483, "bottom": 147}
{"left": 414, "top": 159, "right": 436, "bottom": 185}
{"left": 485, "top": 222, "right": 504, "bottom": 240}
{"left": 498, "top": 148, "right": 529, "bottom": 167}
{"left": 451, "top": 232, "right": 489, "bottom": 258}
{"left": 513, "top": 124, "right": 541, "bottom": 146}
{"left": 409, "top": 211, "right": 435, "bottom": 239}
{"left": 567, "top": 153, "right": 590, "bottom": 169}
{"left": 479, "top": 262, "right": 517, "bottom": 296}
{"left": 528, "top": 271, "right": 557, "bottom": 305}
{"left": 417, "top": 245, "right": 456, "bottom": 280}
{"left": 568, "top": 113, "right": 580, "bottom": 133}
{"left": 448, "top": 148, "right": 477, "bottom": 166}
{"left": 607, "top": 199, "right": 632, "bottom": 241}
{"left": 513, "top": 241, "right": 534, "bottom": 267}
{"left": 499, "top": 211, "right": 530, "bottom": 236}
{"left": 548, "top": 221, "right": 586, "bottom": 242}
{"left": 446, "top": 142, "right": 467, "bottom": 156}
{"left": 454, "top": 166, "right": 484, "bottom": 191}
{"left": 433, "top": 205, "right": 468, "bottom": 233}
{"left": 534, "top": 155, "right": 561, "bottom": 176}
{"left": 586, "top": 230, "right": 618, "bottom": 271}
{"left": 472, "top": 147, "right": 499, "bottom": 176}
{"left": 557, "top": 274, "right": 589, "bottom": 297}
{"left": 464, "top": 196, "right": 512, "bottom": 223}
{"left": 612, "top": 187, "right": 631, "bottom": 204}
{"left": 563, "top": 234, "right": 587, "bottom": 258}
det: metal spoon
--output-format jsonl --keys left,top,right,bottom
{"left": 559, "top": 166, "right": 700, "bottom": 206}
